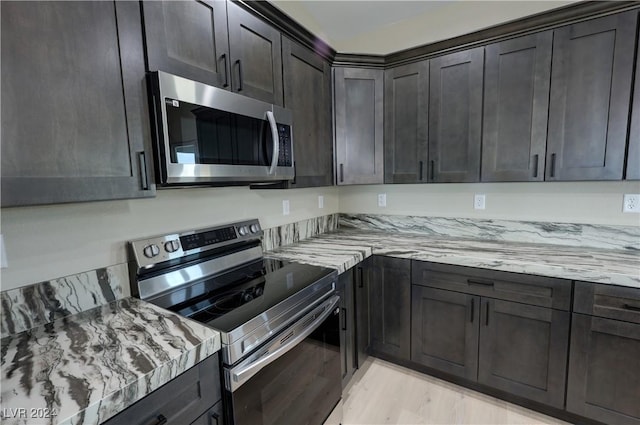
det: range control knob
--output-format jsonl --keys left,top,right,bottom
{"left": 249, "top": 224, "right": 260, "bottom": 233}
{"left": 143, "top": 244, "right": 160, "bottom": 258}
{"left": 164, "top": 240, "right": 180, "bottom": 253}
{"left": 238, "top": 226, "right": 248, "bottom": 236}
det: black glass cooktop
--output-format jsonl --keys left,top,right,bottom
{"left": 166, "top": 258, "right": 335, "bottom": 334}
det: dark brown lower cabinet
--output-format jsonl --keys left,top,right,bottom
{"left": 478, "top": 299, "right": 570, "bottom": 408}
{"left": 368, "top": 256, "right": 411, "bottom": 361}
{"left": 411, "top": 286, "right": 569, "bottom": 408}
{"left": 355, "top": 262, "right": 370, "bottom": 368}
{"left": 411, "top": 286, "right": 479, "bottom": 380}
{"left": 338, "top": 269, "right": 356, "bottom": 388}
{"left": 103, "top": 354, "right": 221, "bottom": 425}
{"left": 566, "top": 313, "right": 640, "bottom": 425}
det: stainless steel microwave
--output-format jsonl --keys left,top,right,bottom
{"left": 148, "top": 71, "right": 294, "bottom": 185}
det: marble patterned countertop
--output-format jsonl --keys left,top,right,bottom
{"left": 0, "top": 297, "right": 221, "bottom": 425}
{"left": 265, "top": 229, "right": 640, "bottom": 288}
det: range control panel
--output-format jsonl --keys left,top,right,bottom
{"left": 130, "top": 219, "right": 262, "bottom": 269}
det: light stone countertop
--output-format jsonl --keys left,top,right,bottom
{"left": 0, "top": 297, "right": 221, "bottom": 425}
{"left": 265, "top": 229, "right": 640, "bottom": 288}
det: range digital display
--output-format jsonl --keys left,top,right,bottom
{"left": 180, "top": 226, "right": 237, "bottom": 251}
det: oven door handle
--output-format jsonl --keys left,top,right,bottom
{"left": 266, "top": 110, "right": 279, "bottom": 175}
{"left": 229, "top": 294, "right": 340, "bottom": 391}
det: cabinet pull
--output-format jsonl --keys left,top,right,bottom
{"left": 549, "top": 153, "right": 556, "bottom": 178}
{"left": 467, "top": 279, "right": 494, "bottom": 287}
{"left": 221, "top": 53, "right": 229, "bottom": 88}
{"left": 211, "top": 411, "right": 220, "bottom": 425}
{"left": 623, "top": 304, "right": 640, "bottom": 312}
{"left": 358, "top": 267, "right": 364, "bottom": 288}
{"left": 341, "top": 307, "right": 347, "bottom": 330}
{"left": 532, "top": 154, "right": 539, "bottom": 178}
{"left": 339, "top": 163, "right": 344, "bottom": 183}
{"left": 236, "top": 59, "right": 244, "bottom": 91}
{"left": 470, "top": 298, "right": 475, "bottom": 323}
{"left": 137, "top": 152, "right": 149, "bottom": 190}
{"left": 430, "top": 160, "right": 435, "bottom": 181}
{"left": 485, "top": 302, "right": 490, "bottom": 326}
{"left": 419, "top": 161, "right": 424, "bottom": 181}
{"left": 146, "top": 414, "right": 167, "bottom": 425}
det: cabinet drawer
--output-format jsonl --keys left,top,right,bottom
{"left": 574, "top": 281, "right": 640, "bottom": 324}
{"left": 412, "top": 261, "right": 571, "bottom": 310}
{"left": 103, "top": 353, "right": 221, "bottom": 425}
{"left": 190, "top": 400, "right": 223, "bottom": 425}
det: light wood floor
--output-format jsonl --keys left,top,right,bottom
{"left": 336, "top": 358, "right": 570, "bottom": 425}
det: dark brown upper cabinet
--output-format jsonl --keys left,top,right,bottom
{"left": 227, "top": 1, "right": 283, "bottom": 105}
{"left": 1, "top": 1, "right": 155, "bottom": 207}
{"left": 142, "top": 1, "right": 230, "bottom": 89}
{"left": 482, "top": 32, "right": 552, "bottom": 182}
{"left": 282, "top": 37, "right": 333, "bottom": 188}
{"left": 627, "top": 29, "right": 640, "bottom": 180}
{"left": 429, "top": 47, "right": 484, "bottom": 183}
{"left": 334, "top": 67, "right": 384, "bottom": 185}
{"left": 546, "top": 12, "right": 638, "bottom": 181}
{"left": 384, "top": 61, "right": 429, "bottom": 184}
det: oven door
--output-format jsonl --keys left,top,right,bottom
{"left": 224, "top": 295, "right": 341, "bottom": 425}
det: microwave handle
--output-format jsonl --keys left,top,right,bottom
{"left": 266, "top": 111, "right": 280, "bottom": 175}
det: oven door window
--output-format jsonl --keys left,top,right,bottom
{"left": 230, "top": 308, "right": 341, "bottom": 425}
{"left": 164, "top": 98, "right": 273, "bottom": 167}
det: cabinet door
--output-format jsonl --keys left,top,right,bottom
{"left": 227, "top": 1, "right": 283, "bottom": 105}
{"left": 482, "top": 32, "right": 552, "bottom": 182}
{"left": 546, "top": 12, "right": 637, "bottom": 181}
{"left": 355, "top": 263, "right": 370, "bottom": 368}
{"left": 282, "top": 37, "right": 333, "bottom": 187}
{"left": 338, "top": 269, "right": 356, "bottom": 389}
{"left": 478, "top": 299, "right": 570, "bottom": 409}
{"left": 411, "top": 286, "right": 479, "bottom": 381}
{"left": 367, "top": 256, "right": 411, "bottom": 360}
{"left": 104, "top": 354, "right": 221, "bottom": 425}
{"left": 627, "top": 29, "right": 640, "bottom": 180}
{"left": 1, "top": 1, "right": 154, "bottom": 206}
{"left": 334, "top": 67, "right": 384, "bottom": 185}
{"left": 384, "top": 61, "right": 429, "bottom": 183}
{"left": 567, "top": 314, "right": 640, "bottom": 425}
{"left": 142, "top": 0, "right": 230, "bottom": 88}
{"left": 429, "top": 47, "right": 484, "bottom": 183}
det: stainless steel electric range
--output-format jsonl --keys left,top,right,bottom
{"left": 129, "top": 219, "right": 341, "bottom": 425}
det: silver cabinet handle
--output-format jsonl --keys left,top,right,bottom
{"left": 266, "top": 111, "right": 279, "bottom": 175}
{"left": 229, "top": 295, "right": 340, "bottom": 391}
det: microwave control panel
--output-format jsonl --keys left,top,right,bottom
{"left": 277, "top": 124, "right": 293, "bottom": 167}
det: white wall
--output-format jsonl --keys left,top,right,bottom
{"left": 340, "top": 182, "right": 640, "bottom": 226}
{"left": 0, "top": 186, "right": 339, "bottom": 291}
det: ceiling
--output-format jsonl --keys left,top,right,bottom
{"left": 270, "top": 0, "right": 580, "bottom": 55}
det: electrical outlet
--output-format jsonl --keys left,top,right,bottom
{"left": 474, "top": 194, "right": 486, "bottom": 210}
{"left": 318, "top": 195, "right": 324, "bottom": 209}
{"left": 282, "top": 199, "right": 290, "bottom": 216}
{"left": 623, "top": 194, "right": 640, "bottom": 213}
{"left": 378, "top": 193, "right": 387, "bottom": 207}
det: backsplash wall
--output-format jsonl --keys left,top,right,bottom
{"left": 0, "top": 186, "right": 339, "bottom": 292}
{"left": 3, "top": 181, "right": 640, "bottom": 292}
{"left": 339, "top": 181, "right": 640, "bottom": 226}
